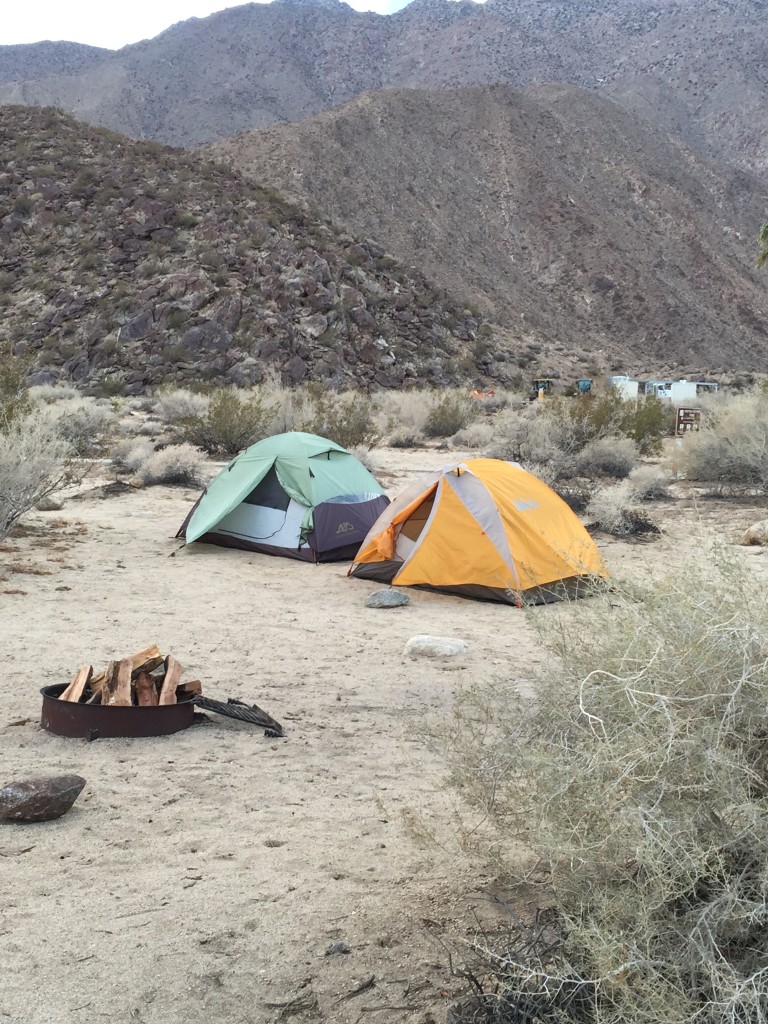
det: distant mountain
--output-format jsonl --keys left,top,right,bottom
{"left": 0, "top": 0, "right": 766, "bottom": 170}
{"left": 211, "top": 84, "right": 768, "bottom": 374}
{"left": 0, "top": 105, "right": 504, "bottom": 393}
{"left": 0, "top": 41, "right": 109, "bottom": 82}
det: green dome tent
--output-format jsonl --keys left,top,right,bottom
{"left": 177, "top": 432, "right": 390, "bottom": 562}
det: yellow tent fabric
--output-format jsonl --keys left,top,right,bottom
{"left": 349, "top": 458, "right": 607, "bottom": 604}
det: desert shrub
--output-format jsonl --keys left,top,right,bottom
{"left": 377, "top": 389, "right": 432, "bottom": 446}
{"left": 490, "top": 396, "right": 669, "bottom": 475}
{"left": 681, "top": 393, "right": 768, "bottom": 491}
{"left": 628, "top": 464, "right": 671, "bottom": 501}
{"left": 36, "top": 397, "right": 117, "bottom": 457}
{"left": 0, "top": 414, "right": 72, "bottom": 540}
{"left": 0, "top": 340, "right": 32, "bottom": 422}
{"left": 264, "top": 376, "right": 315, "bottom": 435}
{"left": 177, "top": 388, "right": 276, "bottom": 457}
{"left": 111, "top": 437, "right": 156, "bottom": 475}
{"left": 136, "top": 444, "right": 205, "bottom": 486}
{"left": 452, "top": 421, "right": 497, "bottom": 449}
{"left": 586, "top": 482, "right": 658, "bottom": 536}
{"left": 446, "top": 552, "right": 768, "bottom": 1024}
{"left": 153, "top": 388, "right": 210, "bottom": 424}
{"left": 558, "top": 394, "right": 671, "bottom": 457}
{"left": 570, "top": 436, "right": 638, "bottom": 479}
{"left": 346, "top": 444, "right": 378, "bottom": 475}
{"left": 424, "top": 392, "right": 478, "bottom": 438}
{"left": 300, "top": 389, "right": 381, "bottom": 449}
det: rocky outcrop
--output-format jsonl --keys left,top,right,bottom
{"left": 0, "top": 106, "right": 515, "bottom": 393}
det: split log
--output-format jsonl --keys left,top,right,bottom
{"left": 158, "top": 656, "right": 183, "bottom": 706}
{"left": 60, "top": 665, "right": 93, "bottom": 703}
{"left": 102, "top": 659, "right": 133, "bottom": 707}
{"left": 134, "top": 671, "right": 159, "bottom": 707}
{"left": 89, "top": 643, "right": 162, "bottom": 695}
{"left": 177, "top": 679, "right": 202, "bottom": 696}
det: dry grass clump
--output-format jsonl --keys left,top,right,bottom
{"left": 27, "top": 383, "right": 80, "bottom": 403}
{"left": 111, "top": 437, "right": 156, "bottom": 474}
{"left": 135, "top": 444, "right": 205, "bottom": 486}
{"left": 377, "top": 389, "right": 433, "bottom": 447}
{"left": 453, "top": 421, "right": 497, "bottom": 449}
{"left": 627, "top": 464, "right": 671, "bottom": 501}
{"left": 446, "top": 553, "right": 768, "bottom": 1024}
{"left": 153, "top": 387, "right": 210, "bottom": 424}
{"left": 681, "top": 392, "right": 768, "bottom": 492}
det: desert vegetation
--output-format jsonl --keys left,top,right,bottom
{"left": 446, "top": 550, "right": 768, "bottom": 1024}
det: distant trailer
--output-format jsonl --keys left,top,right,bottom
{"left": 643, "top": 379, "right": 709, "bottom": 403}
{"left": 608, "top": 375, "right": 639, "bottom": 400}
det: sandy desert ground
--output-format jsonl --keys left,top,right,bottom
{"left": 1, "top": 446, "right": 767, "bottom": 1024}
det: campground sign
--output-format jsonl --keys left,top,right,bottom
{"left": 676, "top": 408, "right": 702, "bottom": 436}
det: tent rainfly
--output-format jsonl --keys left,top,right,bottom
{"left": 178, "top": 432, "right": 390, "bottom": 562}
{"left": 349, "top": 458, "right": 607, "bottom": 604}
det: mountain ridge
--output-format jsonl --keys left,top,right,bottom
{"left": 1, "top": 0, "right": 766, "bottom": 170}
{"left": 211, "top": 83, "right": 768, "bottom": 374}
{"left": 0, "top": 105, "right": 509, "bottom": 394}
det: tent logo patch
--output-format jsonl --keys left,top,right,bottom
{"left": 336, "top": 521, "right": 355, "bottom": 534}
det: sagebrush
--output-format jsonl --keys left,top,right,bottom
{"left": 0, "top": 415, "right": 72, "bottom": 541}
{"left": 446, "top": 552, "right": 768, "bottom": 1024}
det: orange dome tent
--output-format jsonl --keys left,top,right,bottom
{"left": 349, "top": 458, "right": 607, "bottom": 604}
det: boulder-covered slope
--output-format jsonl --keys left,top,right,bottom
{"left": 212, "top": 84, "right": 768, "bottom": 374}
{"left": 0, "top": 105, "right": 506, "bottom": 393}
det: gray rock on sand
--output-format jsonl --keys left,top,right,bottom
{"left": 404, "top": 635, "right": 470, "bottom": 658}
{"left": 741, "top": 520, "right": 768, "bottom": 546}
{"left": 0, "top": 775, "right": 86, "bottom": 823}
{"left": 365, "top": 589, "right": 411, "bottom": 609}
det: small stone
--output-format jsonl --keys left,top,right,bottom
{"left": 365, "top": 589, "right": 411, "bottom": 609}
{"left": 325, "top": 940, "right": 351, "bottom": 956}
{"left": 404, "top": 635, "right": 470, "bottom": 659}
{"left": 741, "top": 520, "right": 768, "bottom": 546}
{"left": 0, "top": 775, "right": 86, "bottom": 823}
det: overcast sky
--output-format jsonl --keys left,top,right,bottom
{"left": 0, "top": 0, "right": 427, "bottom": 50}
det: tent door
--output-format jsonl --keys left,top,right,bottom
{"left": 395, "top": 494, "right": 435, "bottom": 561}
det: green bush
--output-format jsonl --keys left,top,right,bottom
{"left": 423, "top": 392, "right": 477, "bottom": 438}
{"left": 0, "top": 341, "right": 32, "bottom": 423}
{"left": 446, "top": 553, "right": 768, "bottom": 1024}
{"left": 559, "top": 394, "right": 671, "bottom": 457}
{"left": 178, "top": 388, "right": 276, "bottom": 457}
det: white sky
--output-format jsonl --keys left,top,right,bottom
{"left": 0, "top": 0, "right": 421, "bottom": 50}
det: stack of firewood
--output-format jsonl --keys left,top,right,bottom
{"left": 59, "top": 644, "right": 201, "bottom": 707}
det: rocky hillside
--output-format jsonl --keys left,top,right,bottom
{"left": 211, "top": 85, "right": 768, "bottom": 374}
{"left": 1, "top": 0, "right": 767, "bottom": 171}
{"left": 0, "top": 105, "right": 507, "bottom": 394}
